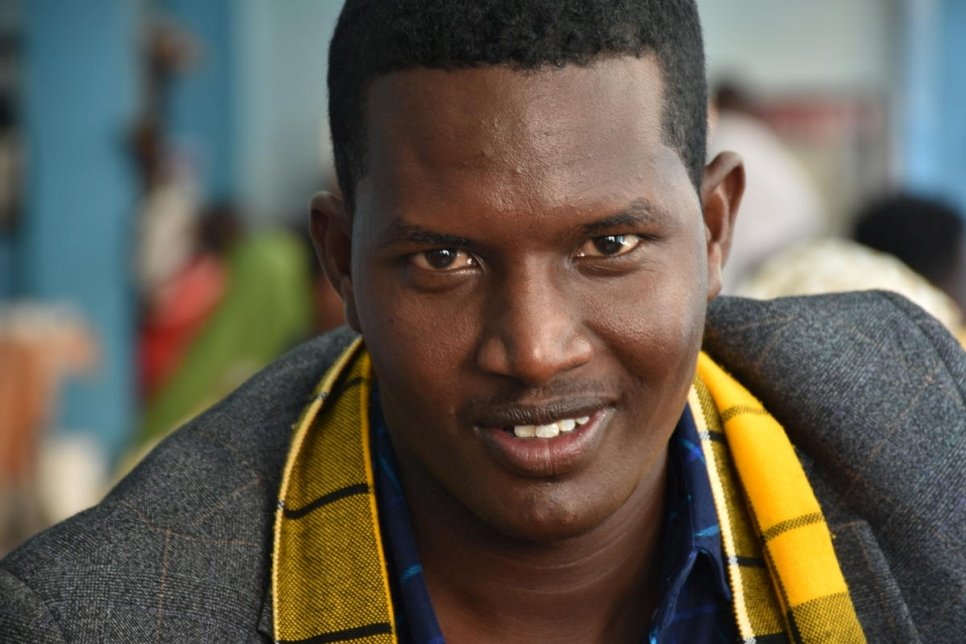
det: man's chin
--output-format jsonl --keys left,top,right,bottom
{"left": 467, "top": 487, "right": 624, "bottom": 545}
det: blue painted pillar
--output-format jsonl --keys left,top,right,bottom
{"left": 937, "top": 0, "right": 966, "bottom": 212}
{"left": 22, "top": 0, "right": 139, "bottom": 458}
{"left": 899, "top": 0, "right": 966, "bottom": 213}
{"left": 160, "top": 0, "right": 236, "bottom": 204}
{"left": 899, "top": 0, "right": 941, "bottom": 191}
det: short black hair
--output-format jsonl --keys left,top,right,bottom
{"left": 328, "top": 0, "right": 707, "bottom": 211}
{"left": 853, "top": 193, "right": 964, "bottom": 287}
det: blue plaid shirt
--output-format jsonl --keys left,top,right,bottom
{"left": 372, "top": 396, "right": 737, "bottom": 643}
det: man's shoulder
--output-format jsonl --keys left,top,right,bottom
{"left": 0, "top": 328, "right": 359, "bottom": 642}
{"left": 707, "top": 289, "right": 965, "bottom": 383}
{"left": 705, "top": 289, "right": 965, "bottom": 487}
{"left": 708, "top": 291, "right": 966, "bottom": 642}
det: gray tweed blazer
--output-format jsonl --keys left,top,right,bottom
{"left": 1, "top": 292, "right": 963, "bottom": 643}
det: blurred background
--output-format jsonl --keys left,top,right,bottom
{"left": 0, "top": 0, "right": 964, "bottom": 553}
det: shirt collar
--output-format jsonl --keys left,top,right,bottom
{"left": 663, "top": 404, "right": 731, "bottom": 601}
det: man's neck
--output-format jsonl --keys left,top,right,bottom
{"left": 401, "top": 454, "right": 668, "bottom": 644}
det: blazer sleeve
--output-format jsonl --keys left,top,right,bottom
{"left": 0, "top": 567, "right": 67, "bottom": 643}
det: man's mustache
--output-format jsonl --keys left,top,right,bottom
{"left": 463, "top": 380, "right": 614, "bottom": 427}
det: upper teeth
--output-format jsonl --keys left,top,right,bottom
{"left": 512, "top": 415, "right": 592, "bottom": 439}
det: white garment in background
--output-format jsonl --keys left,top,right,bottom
{"left": 135, "top": 181, "right": 198, "bottom": 303}
{"left": 710, "top": 111, "right": 825, "bottom": 292}
{"left": 737, "top": 238, "right": 963, "bottom": 333}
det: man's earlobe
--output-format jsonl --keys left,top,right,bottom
{"left": 309, "top": 191, "right": 361, "bottom": 331}
{"left": 700, "top": 151, "right": 745, "bottom": 300}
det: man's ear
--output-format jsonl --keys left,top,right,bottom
{"left": 700, "top": 151, "right": 744, "bottom": 300}
{"left": 309, "top": 191, "right": 361, "bottom": 331}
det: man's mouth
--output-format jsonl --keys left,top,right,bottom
{"left": 505, "top": 414, "right": 593, "bottom": 439}
{"left": 476, "top": 407, "right": 611, "bottom": 477}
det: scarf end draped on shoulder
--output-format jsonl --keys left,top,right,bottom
{"left": 694, "top": 352, "right": 865, "bottom": 643}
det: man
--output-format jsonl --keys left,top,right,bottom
{"left": 2, "top": 1, "right": 963, "bottom": 642}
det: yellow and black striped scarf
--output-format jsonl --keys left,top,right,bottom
{"left": 272, "top": 339, "right": 865, "bottom": 643}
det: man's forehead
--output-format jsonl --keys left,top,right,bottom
{"left": 362, "top": 56, "right": 668, "bottom": 172}
{"left": 352, "top": 55, "right": 698, "bottom": 235}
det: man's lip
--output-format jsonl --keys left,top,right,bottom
{"left": 477, "top": 408, "right": 611, "bottom": 478}
{"left": 469, "top": 397, "right": 613, "bottom": 429}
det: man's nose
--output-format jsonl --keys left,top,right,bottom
{"left": 475, "top": 267, "right": 593, "bottom": 385}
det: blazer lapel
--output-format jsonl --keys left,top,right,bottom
{"left": 257, "top": 588, "right": 274, "bottom": 640}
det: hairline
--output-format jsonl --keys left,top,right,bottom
{"left": 341, "top": 53, "right": 700, "bottom": 215}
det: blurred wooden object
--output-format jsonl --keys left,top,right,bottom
{"left": 0, "top": 304, "right": 97, "bottom": 553}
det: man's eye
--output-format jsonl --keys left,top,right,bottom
{"left": 410, "top": 248, "right": 476, "bottom": 271}
{"left": 576, "top": 235, "right": 643, "bottom": 258}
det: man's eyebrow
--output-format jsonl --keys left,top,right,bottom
{"left": 581, "top": 198, "right": 670, "bottom": 236}
{"left": 377, "top": 219, "right": 475, "bottom": 248}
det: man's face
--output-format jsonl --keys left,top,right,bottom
{"left": 326, "top": 56, "right": 734, "bottom": 542}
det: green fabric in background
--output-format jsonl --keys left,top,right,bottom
{"left": 136, "top": 230, "right": 312, "bottom": 447}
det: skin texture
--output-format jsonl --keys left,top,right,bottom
{"left": 312, "top": 56, "right": 743, "bottom": 643}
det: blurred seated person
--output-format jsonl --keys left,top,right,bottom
{"left": 138, "top": 203, "right": 242, "bottom": 397}
{"left": 853, "top": 193, "right": 966, "bottom": 312}
{"left": 130, "top": 119, "right": 200, "bottom": 313}
{"left": 735, "top": 195, "right": 966, "bottom": 341}
{"left": 135, "top": 219, "right": 313, "bottom": 451}
{"left": 738, "top": 193, "right": 966, "bottom": 339}
{"left": 737, "top": 238, "right": 963, "bottom": 334}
